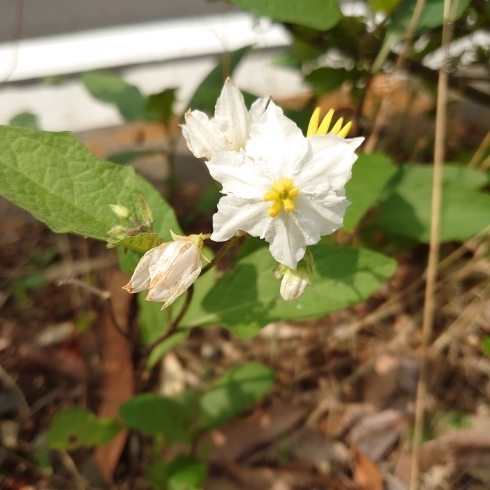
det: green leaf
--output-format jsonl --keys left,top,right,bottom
{"left": 187, "top": 46, "right": 251, "bottom": 114}
{"left": 107, "top": 149, "right": 163, "bottom": 166}
{"left": 167, "top": 455, "right": 207, "bottom": 490}
{"left": 45, "top": 408, "right": 122, "bottom": 450}
{"left": 196, "top": 184, "right": 221, "bottom": 215}
{"left": 482, "top": 337, "right": 490, "bottom": 359}
{"left": 145, "top": 460, "right": 168, "bottom": 490}
{"left": 108, "top": 233, "right": 164, "bottom": 253}
{"left": 117, "top": 175, "right": 181, "bottom": 275}
{"left": 305, "top": 67, "right": 362, "bottom": 96}
{"left": 146, "top": 88, "right": 177, "bottom": 125}
{"left": 344, "top": 153, "right": 398, "bottom": 231}
{"left": 0, "top": 126, "right": 142, "bottom": 241}
{"left": 189, "top": 245, "right": 396, "bottom": 338}
{"left": 200, "top": 362, "right": 274, "bottom": 427}
{"left": 368, "top": 0, "right": 401, "bottom": 14}
{"left": 81, "top": 72, "right": 147, "bottom": 121}
{"left": 119, "top": 394, "right": 191, "bottom": 443}
{"left": 9, "top": 112, "right": 39, "bottom": 129}
{"left": 375, "top": 164, "right": 490, "bottom": 243}
{"left": 229, "top": 0, "right": 342, "bottom": 31}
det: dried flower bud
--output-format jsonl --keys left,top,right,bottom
{"left": 123, "top": 231, "right": 204, "bottom": 309}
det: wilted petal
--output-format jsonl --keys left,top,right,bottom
{"left": 146, "top": 241, "right": 202, "bottom": 308}
{"left": 122, "top": 245, "right": 167, "bottom": 293}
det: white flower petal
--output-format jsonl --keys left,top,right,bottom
{"left": 246, "top": 101, "right": 308, "bottom": 179}
{"left": 182, "top": 110, "right": 227, "bottom": 159}
{"left": 211, "top": 195, "right": 270, "bottom": 242}
{"left": 214, "top": 78, "right": 249, "bottom": 151}
{"left": 266, "top": 213, "right": 306, "bottom": 269}
{"left": 297, "top": 135, "right": 364, "bottom": 193}
{"left": 249, "top": 96, "right": 270, "bottom": 123}
{"left": 206, "top": 150, "right": 269, "bottom": 199}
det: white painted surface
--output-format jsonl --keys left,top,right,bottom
{"left": 0, "top": 13, "right": 290, "bottom": 82}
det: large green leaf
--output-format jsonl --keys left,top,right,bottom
{"left": 344, "top": 153, "right": 398, "bottom": 231}
{"left": 119, "top": 394, "right": 191, "bottom": 443}
{"left": 82, "top": 72, "right": 147, "bottom": 121}
{"left": 200, "top": 362, "right": 274, "bottom": 427}
{"left": 0, "top": 126, "right": 141, "bottom": 241}
{"left": 375, "top": 164, "right": 490, "bottom": 243}
{"left": 229, "top": 0, "right": 342, "bottom": 31}
{"left": 185, "top": 244, "right": 396, "bottom": 338}
{"left": 45, "top": 408, "right": 122, "bottom": 450}
{"left": 187, "top": 46, "right": 251, "bottom": 114}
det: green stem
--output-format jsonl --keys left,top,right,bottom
{"left": 146, "top": 284, "right": 194, "bottom": 354}
{"left": 201, "top": 235, "right": 240, "bottom": 275}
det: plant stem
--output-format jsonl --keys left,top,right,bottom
{"left": 409, "top": 0, "right": 454, "bottom": 488}
{"left": 201, "top": 235, "right": 240, "bottom": 275}
{"left": 146, "top": 285, "right": 194, "bottom": 354}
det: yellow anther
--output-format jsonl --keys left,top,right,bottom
{"left": 273, "top": 181, "right": 286, "bottom": 194}
{"left": 307, "top": 107, "right": 321, "bottom": 137}
{"left": 283, "top": 199, "right": 295, "bottom": 213}
{"left": 317, "top": 109, "right": 335, "bottom": 136}
{"left": 268, "top": 202, "right": 282, "bottom": 218}
{"left": 336, "top": 121, "right": 352, "bottom": 138}
{"left": 289, "top": 186, "right": 299, "bottom": 198}
{"left": 282, "top": 177, "right": 294, "bottom": 188}
{"left": 330, "top": 117, "right": 344, "bottom": 135}
{"left": 263, "top": 190, "right": 279, "bottom": 202}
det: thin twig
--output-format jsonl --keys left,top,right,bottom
{"left": 0, "top": 363, "right": 30, "bottom": 421}
{"left": 58, "top": 450, "right": 86, "bottom": 490}
{"left": 410, "top": 0, "right": 454, "bottom": 487}
{"left": 201, "top": 235, "right": 240, "bottom": 275}
{"left": 58, "top": 277, "right": 133, "bottom": 342}
{"left": 468, "top": 130, "right": 490, "bottom": 168}
{"left": 146, "top": 285, "right": 194, "bottom": 354}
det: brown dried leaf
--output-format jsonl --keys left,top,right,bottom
{"left": 352, "top": 449, "right": 384, "bottom": 490}
{"left": 205, "top": 404, "right": 307, "bottom": 464}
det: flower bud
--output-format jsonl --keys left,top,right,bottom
{"left": 110, "top": 204, "right": 131, "bottom": 220}
{"left": 274, "top": 251, "right": 313, "bottom": 301}
{"left": 123, "top": 231, "right": 204, "bottom": 309}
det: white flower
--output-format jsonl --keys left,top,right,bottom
{"left": 206, "top": 102, "right": 364, "bottom": 269}
{"left": 123, "top": 231, "right": 203, "bottom": 309}
{"left": 182, "top": 78, "right": 269, "bottom": 159}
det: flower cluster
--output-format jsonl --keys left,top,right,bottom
{"left": 123, "top": 79, "right": 363, "bottom": 306}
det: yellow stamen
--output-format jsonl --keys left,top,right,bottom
{"left": 307, "top": 107, "right": 321, "bottom": 137}
{"left": 283, "top": 199, "right": 295, "bottom": 213}
{"left": 316, "top": 109, "right": 335, "bottom": 135}
{"left": 263, "top": 190, "right": 279, "bottom": 201}
{"left": 273, "top": 181, "right": 285, "bottom": 193}
{"left": 289, "top": 186, "right": 299, "bottom": 198}
{"left": 282, "top": 177, "right": 293, "bottom": 188}
{"left": 330, "top": 117, "right": 344, "bottom": 135}
{"left": 337, "top": 121, "right": 352, "bottom": 138}
{"left": 268, "top": 202, "right": 281, "bottom": 217}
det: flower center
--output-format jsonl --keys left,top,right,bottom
{"left": 263, "top": 177, "right": 299, "bottom": 218}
